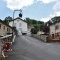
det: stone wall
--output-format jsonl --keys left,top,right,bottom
{"left": 31, "top": 34, "right": 48, "bottom": 42}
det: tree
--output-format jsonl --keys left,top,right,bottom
{"left": 32, "top": 20, "right": 37, "bottom": 24}
{"left": 31, "top": 28, "right": 37, "bottom": 34}
{"left": 4, "top": 16, "right": 12, "bottom": 24}
{"left": 38, "top": 21, "right": 44, "bottom": 24}
{"left": 37, "top": 21, "right": 44, "bottom": 31}
{"left": 47, "top": 20, "right": 52, "bottom": 26}
{"left": 39, "top": 24, "right": 44, "bottom": 31}
{"left": 50, "top": 16, "right": 60, "bottom": 23}
{"left": 25, "top": 17, "right": 44, "bottom": 31}
{"left": 25, "top": 18, "right": 32, "bottom": 26}
{"left": 43, "top": 25, "right": 50, "bottom": 34}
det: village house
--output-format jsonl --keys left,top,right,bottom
{"left": 50, "top": 21, "right": 60, "bottom": 39}
{"left": 0, "top": 20, "right": 12, "bottom": 36}
{"left": 9, "top": 17, "right": 28, "bottom": 35}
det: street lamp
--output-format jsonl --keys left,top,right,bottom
{"left": 13, "top": 9, "right": 22, "bottom": 26}
{"left": 12, "top": 9, "right": 22, "bottom": 41}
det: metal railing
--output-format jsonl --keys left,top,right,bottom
{"left": 0, "top": 34, "right": 13, "bottom": 58}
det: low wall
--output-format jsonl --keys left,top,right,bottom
{"left": 31, "top": 34, "right": 48, "bottom": 42}
{"left": 31, "top": 34, "right": 60, "bottom": 42}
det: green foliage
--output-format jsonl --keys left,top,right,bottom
{"left": 4, "top": 16, "right": 12, "bottom": 24}
{"left": 46, "top": 20, "right": 52, "bottom": 26}
{"left": 26, "top": 16, "right": 60, "bottom": 34}
{"left": 31, "top": 28, "right": 38, "bottom": 34}
{"left": 25, "top": 18, "right": 32, "bottom": 26}
{"left": 39, "top": 24, "right": 44, "bottom": 31}
{"left": 25, "top": 17, "right": 44, "bottom": 31}
{"left": 50, "top": 16, "right": 60, "bottom": 23}
{"left": 46, "top": 16, "right": 60, "bottom": 26}
{"left": 4, "top": 16, "right": 12, "bottom": 21}
{"left": 38, "top": 21, "right": 44, "bottom": 24}
{"left": 0, "top": 57, "right": 4, "bottom": 60}
{"left": 32, "top": 20, "right": 37, "bottom": 24}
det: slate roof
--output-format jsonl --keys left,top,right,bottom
{"left": 10, "top": 17, "right": 26, "bottom": 23}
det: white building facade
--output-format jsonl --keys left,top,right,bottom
{"left": 50, "top": 24, "right": 55, "bottom": 36}
{"left": 9, "top": 18, "right": 28, "bottom": 35}
{"left": 50, "top": 22, "right": 60, "bottom": 38}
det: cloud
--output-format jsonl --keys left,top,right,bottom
{"left": 3, "top": 0, "right": 58, "bottom": 10}
{"left": 53, "top": 1, "right": 60, "bottom": 11}
{"left": 34, "top": 0, "right": 58, "bottom": 4}
{"left": 4, "top": 0, "right": 34, "bottom": 10}
{"left": 40, "top": 17, "right": 50, "bottom": 22}
{"left": 40, "top": 11, "right": 60, "bottom": 22}
{"left": 54, "top": 11, "right": 60, "bottom": 16}
{"left": 50, "top": 11, "right": 60, "bottom": 17}
{"left": 38, "top": 0, "right": 57, "bottom": 3}
{"left": 40, "top": 1, "right": 60, "bottom": 23}
{"left": 3, "top": 0, "right": 60, "bottom": 23}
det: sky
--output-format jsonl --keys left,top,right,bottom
{"left": 0, "top": 0, "right": 60, "bottom": 22}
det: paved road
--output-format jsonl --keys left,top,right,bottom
{"left": 5, "top": 35, "right": 60, "bottom": 60}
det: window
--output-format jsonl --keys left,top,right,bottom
{"left": 14, "top": 23, "right": 16, "bottom": 26}
{"left": 9, "top": 29, "right": 10, "bottom": 32}
{"left": 55, "top": 25, "right": 59, "bottom": 30}
{"left": 3, "top": 26, "right": 5, "bottom": 30}
{"left": 19, "top": 23, "right": 22, "bottom": 27}
{"left": 0, "top": 24, "right": 1, "bottom": 29}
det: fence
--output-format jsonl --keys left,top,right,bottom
{"left": 0, "top": 34, "right": 13, "bottom": 58}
